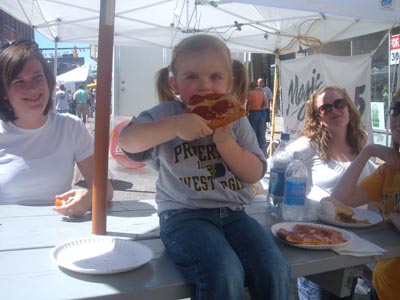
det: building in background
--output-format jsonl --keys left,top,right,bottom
{"left": 0, "top": 9, "right": 34, "bottom": 45}
{"left": 46, "top": 55, "right": 85, "bottom": 76}
{"left": 0, "top": 9, "right": 85, "bottom": 77}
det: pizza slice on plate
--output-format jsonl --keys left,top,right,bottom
{"left": 184, "top": 93, "right": 246, "bottom": 129}
{"left": 277, "top": 224, "right": 348, "bottom": 246}
{"left": 320, "top": 197, "right": 371, "bottom": 225}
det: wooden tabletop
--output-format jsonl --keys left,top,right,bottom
{"left": 1, "top": 197, "right": 399, "bottom": 300}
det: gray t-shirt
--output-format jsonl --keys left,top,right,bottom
{"left": 262, "top": 86, "right": 273, "bottom": 102}
{"left": 124, "top": 100, "right": 267, "bottom": 214}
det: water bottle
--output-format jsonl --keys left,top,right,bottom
{"left": 282, "top": 152, "right": 307, "bottom": 221}
{"left": 268, "top": 133, "right": 292, "bottom": 207}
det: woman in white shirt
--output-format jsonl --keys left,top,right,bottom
{"left": 286, "top": 85, "right": 376, "bottom": 300}
{"left": 0, "top": 40, "right": 113, "bottom": 216}
{"left": 286, "top": 85, "right": 376, "bottom": 213}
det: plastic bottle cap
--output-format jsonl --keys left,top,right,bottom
{"left": 281, "top": 133, "right": 290, "bottom": 141}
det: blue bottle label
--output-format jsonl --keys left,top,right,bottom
{"left": 284, "top": 178, "right": 306, "bottom": 206}
{"left": 269, "top": 167, "right": 286, "bottom": 197}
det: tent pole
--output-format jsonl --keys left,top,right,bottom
{"left": 53, "top": 38, "right": 58, "bottom": 102}
{"left": 53, "top": 39, "right": 58, "bottom": 78}
{"left": 92, "top": 0, "right": 115, "bottom": 235}
{"left": 269, "top": 53, "right": 280, "bottom": 157}
{"left": 386, "top": 31, "right": 392, "bottom": 147}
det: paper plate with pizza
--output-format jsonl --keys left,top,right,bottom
{"left": 184, "top": 93, "right": 246, "bottom": 129}
{"left": 318, "top": 197, "right": 383, "bottom": 228}
{"left": 271, "top": 222, "right": 352, "bottom": 250}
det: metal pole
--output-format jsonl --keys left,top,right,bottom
{"left": 53, "top": 38, "right": 58, "bottom": 105}
{"left": 92, "top": 0, "right": 115, "bottom": 235}
{"left": 269, "top": 53, "right": 280, "bottom": 156}
{"left": 53, "top": 38, "right": 58, "bottom": 78}
{"left": 386, "top": 31, "right": 392, "bottom": 147}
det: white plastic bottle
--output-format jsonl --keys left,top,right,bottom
{"left": 282, "top": 152, "right": 307, "bottom": 221}
{"left": 268, "top": 133, "right": 292, "bottom": 207}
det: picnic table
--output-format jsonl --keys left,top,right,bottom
{"left": 1, "top": 196, "right": 399, "bottom": 300}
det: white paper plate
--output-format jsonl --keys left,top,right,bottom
{"left": 271, "top": 222, "right": 352, "bottom": 250}
{"left": 318, "top": 208, "right": 383, "bottom": 228}
{"left": 51, "top": 236, "right": 153, "bottom": 274}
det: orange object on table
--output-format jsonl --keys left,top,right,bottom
{"left": 54, "top": 198, "right": 63, "bottom": 207}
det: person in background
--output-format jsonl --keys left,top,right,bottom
{"left": 0, "top": 39, "right": 113, "bottom": 216}
{"left": 247, "top": 81, "right": 268, "bottom": 154}
{"left": 73, "top": 84, "right": 90, "bottom": 124}
{"left": 331, "top": 90, "right": 400, "bottom": 300}
{"left": 119, "top": 34, "right": 289, "bottom": 300}
{"left": 257, "top": 77, "right": 273, "bottom": 132}
{"left": 88, "top": 87, "right": 96, "bottom": 117}
{"left": 55, "top": 84, "right": 69, "bottom": 114}
{"left": 67, "top": 89, "right": 75, "bottom": 114}
{"left": 285, "top": 85, "right": 377, "bottom": 300}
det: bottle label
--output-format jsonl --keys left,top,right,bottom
{"left": 284, "top": 178, "right": 306, "bottom": 206}
{"left": 269, "top": 167, "right": 286, "bottom": 197}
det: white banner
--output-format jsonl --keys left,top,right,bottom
{"left": 280, "top": 54, "right": 372, "bottom": 141}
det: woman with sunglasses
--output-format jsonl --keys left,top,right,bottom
{"left": 331, "top": 90, "right": 400, "bottom": 300}
{"left": 286, "top": 85, "right": 377, "bottom": 300}
{"left": 0, "top": 40, "right": 113, "bottom": 216}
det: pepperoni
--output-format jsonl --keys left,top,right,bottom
{"left": 206, "top": 93, "right": 224, "bottom": 101}
{"left": 189, "top": 95, "right": 206, "bottom": 105}
{"left": 191, "top": 106, "right": 216, "bottom": 120}
{"left": 210, "top": 99, "right": 233, "bottom": 114}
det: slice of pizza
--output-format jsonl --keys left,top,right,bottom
{"left": 293, "top": 224, "right": 348, "bottom": 244}
{"left": 276, "top": 224, "right": 348, "bottom": 246}
{"left": 184, "top": 93, "right": 246, "bottom": 129}
{"left": 331, "top": 197, "right": 355, "bottom": 221}
{"left": 320, "top": 197, "right": 370, "bottom": 225}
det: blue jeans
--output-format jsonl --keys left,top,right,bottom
{"left": 248, "top": 110, "right": 267, "bottom": 148}
{"left": 159, "top": 207, "right": 290, "bottom": 300}
{"left": 298, "top": 277, "right": 357, "bottom": 300}
{"left": 298, "top": 277, "right": 323, "bottom": 300}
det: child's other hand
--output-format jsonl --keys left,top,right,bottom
{"left": 213, "top": 123, "right": 233, "bottom": 144}
{"left": 175, "top": 114, "right": 213, "bottom": 141}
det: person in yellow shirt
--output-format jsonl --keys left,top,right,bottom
{"left": 332, "top": 89, "right": 400, "bottom": 300}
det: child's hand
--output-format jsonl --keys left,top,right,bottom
{"left": 213, "top": 123, "right": 233, "bottom": 144}
{"left": 175, "top": 114, "right": 213, "bottom": 141}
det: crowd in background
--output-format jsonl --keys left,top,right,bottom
{"left": 246, "top": 77, "right": 273, "bottom": 156}
{"left": 55, "top": 84, "right": 96, "bottom": 124}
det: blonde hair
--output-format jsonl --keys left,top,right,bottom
{"left": 232, "top": 59, "right": 248, "bottom": 104}
{"left": 156, "top": 35, "right": 247, "bottom": 104}
{"left": 301, "top": 85, "right": 367, "bottom": 161}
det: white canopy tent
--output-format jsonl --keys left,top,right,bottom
{"left": 2, "top": 0, "right": 399, "bottom": 54}
{"left": 2, "top": 0, "right": 399, "bottom": 233}
{"left": 56, "top": 63, "right": 91, "bottom": 84}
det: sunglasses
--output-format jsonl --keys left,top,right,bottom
{"left": 1, "top": 39, "right": 39, "bottom": 51}
{"left": 316, "top": 98, "right": 348, "bottom": 117}
{"left": 389, "top": 102, "right": 400, "bottom": 117}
